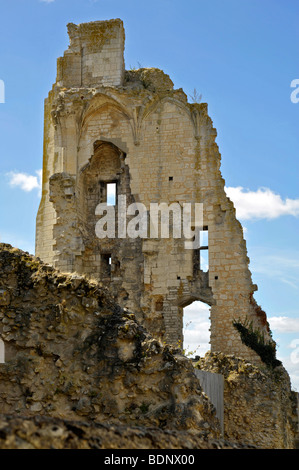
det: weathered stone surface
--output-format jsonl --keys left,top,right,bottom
{"left": 0, "top": 244, "right": 219, "bottom": 437}
{"left": 11, "top": 19, "right": 297, "bottom": 450}
{"left": 124, "top": 68, "right": 174, "bottom": 92}
{"left": 0, "top": 245, "right": 297, "bottom": 449}
{"left": 0, "top": 289, "right": 10, "bottom": 306}
{"left": 35, "top": 19, "right": 273, "bottom": 365}
{"left": 195, "top": 352, "right": 298, "bottom": 449}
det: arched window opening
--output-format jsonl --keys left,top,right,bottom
{"left": 0, "top": 338, "right": 5, "bottom": 364}
{"left": 183, "top": 301, "right": 210, "bottom": 359}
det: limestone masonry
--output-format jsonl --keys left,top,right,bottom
{"left": 35, "top": 19, "right": 276, "bottom": 365}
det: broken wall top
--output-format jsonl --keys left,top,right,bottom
{"left": 57, "top": 19, "right": 125, "bottom": 88}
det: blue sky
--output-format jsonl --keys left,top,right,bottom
{"left": 0, "top": 0, "right": 298, "bottom": 389}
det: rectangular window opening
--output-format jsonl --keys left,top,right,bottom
{"left": 101, "top": 253, "right": 112, "bottom": 277}
{"left": 106, "top": 182, "right": 117, "bottom": 206}
{"left": 199, "top": 227, "right": 209, "bottom": 272}
{"left": 199, "top": 248, "right": 209, "bottom": 272}
{"left": 200, "top": 228, "right": 209, "bottom": 248}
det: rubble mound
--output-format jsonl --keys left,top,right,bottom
{"left": 0, "top": 413, "right": 258, "bottom": 449}
{"left": 0, "top": 244, "right": 219, "bottom": 438}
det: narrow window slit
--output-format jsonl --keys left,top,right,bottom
{"left": 106, "top": 182, "right": 117, "bottom": 206}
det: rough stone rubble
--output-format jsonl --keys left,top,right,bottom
{"left": 0, "top": 244, "right": 297, "bottom": 448}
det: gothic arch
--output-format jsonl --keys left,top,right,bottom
{"left": 79, "top": 94, "right": 132, "bottom": 142}
{"left": 141, "top": 95, "right": 193, "bottom": 124}
{"left": 138, "top": 95, "right": 195, "bottom": 148}
{"left": 81, "top": 98, "right": 132, "bottom": 131}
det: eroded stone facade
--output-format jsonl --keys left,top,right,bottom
{"left": 36, "top": 19, "right": 273, "bottom": 364}
{"left": 0, "top": 244, "right": 219, "bottom": 435}
{"left": 196, "top": 352, "right": 298, "bottom": 449}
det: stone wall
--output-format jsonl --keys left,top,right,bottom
{"left": 195, "top": 352, "right": 298, "bottom": 449}
{"left": 0, "top": 244, "right": 297, "bottom": 449}
{"left": 35, "top": 19, "right": 274, "bottom": 365}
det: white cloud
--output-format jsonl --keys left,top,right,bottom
{"left": 40, "top": 0, "right": 55, "bottom": 3}
{"left": 7, "top": 170, "right": 42, "bottom": 193}
{"left": 183, "top": 302, "right": 211, "bottom": 357}
{"left": 281, "top": 279, "right": 299, "bottom": 290}
{"left": 225, "top": 186, "right": 299, "bottom": 221}
{"left": 268, "top": 316, "right": 299, "bottom": 333}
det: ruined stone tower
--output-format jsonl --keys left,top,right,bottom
{"left": 36, "top": 19, "right": 273, "bottom": 364}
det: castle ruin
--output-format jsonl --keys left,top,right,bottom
{"left": 36, "top": 19, "right": 273, "bottom": 365}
